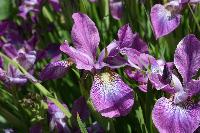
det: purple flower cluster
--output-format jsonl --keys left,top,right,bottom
{"left": 0, "top": 21, "right": 37, "bottom": 88}
{"left": 55, "top": 13, "right": 200, "bottom": 132}
{"left": 38, "top": 11, "right": 200, "bottom": 132}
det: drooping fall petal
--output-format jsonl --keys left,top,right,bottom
{"left": 150, "top": 4, "right": 181, "bottom": 39}
{"left": 40, "top": 60, "right": 72, "bottom": 80}
{"left": 90, "top": 71, "right": 134, "bottom": 118}
{"left": 152, "top": 97, "right": 200, "bottom": 133}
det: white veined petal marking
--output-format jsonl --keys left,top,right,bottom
{"left": 93, "top": 72, "right": 124, "bottom": 102}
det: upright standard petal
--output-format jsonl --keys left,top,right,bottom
{"left": 152, "top": 97, "right": 200, "bottom": 133}
{"left": 150, "top": 4, "right": 181, "bottom": 39}
{"left": 98, "top": 41, "right": 127, "bottom": 68}
{"left": 132, "top": 33, "right": 148, "bottom": 53}
{"left": 40, "top": 60, "right": 72, "bottom": 81}
{"left": 71, "top": 13, "right": 100, "bottom": 58}
{"left": 60, "top": 41, "right": 94, "bottom": 70}
{"left": 117, "top": 24, "right": 134, "bottom": 48}
{"left": 90, "top": 71, "right": 134, "bottom": 118}
{"left": 174, "top": 34, "right": 200, "bottom": 83}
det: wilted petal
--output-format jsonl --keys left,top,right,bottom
{"left": 2, "top": 44, "right": 18, "bottom": 58}
{"left": 110, "top": 0, "right": 123, "bottom": 20}
{"left": 174, "top": 34, "right": 200, "bottom": 83}
{"left": 60, "top": 41, "right": 94, "bottom": 70}
{"left": 71, "top": 96, "right": 90, "bottom": 120}
{"left": 40, "top": 60, "right": 72, "bottom": 80}
{"left": 90, "top": 71, "right": 134, "bottom": 118}
{"left": 150, "top": 4, "right": 181, "bottom": 39}
{"left": 71, "top": 13, "right": 100, "bottom": 58}
{"left": 152, "top": 97, "right": 200, "bottom": 133}
{"left": 117, "top": 24, "right": 134, "bottom": 48}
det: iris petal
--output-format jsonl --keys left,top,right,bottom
{"left": 90, "top": 71, "right": 134, "bottom": 118}
{"left": 174, "top": 34, "right": 200, "bottom": 83}
{"left": 150, "top": 4, "right": 181, "bottom": 39}
{"left": 152, "top": 97, "right": 200, "bottom": 133}
{"left": 71, "top": 13, "right": 100, "bottom": 59}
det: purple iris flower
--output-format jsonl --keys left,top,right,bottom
{"left": 89, "top": 0, "right": 123, "bottom": 20}
{"left": 0, "top": 21, "right": 24, "bottom": 45}
{"left": 99, "top": 24, "right": 148, "bottom": 68}
{"left": 0, "top": 43, "right": 36, "bottom": 88}
{"left": 150, "top": 1, "right": 182, "bottom": 39}
{"left": 60, "top": 13, "right": 134, "bottom": 118}
{"left": 18, "top": 0, "right": 42, "bottom": 20}
{"left": 152, "top": 34, "right": 200, "bottom": 133}
{"left": 48, "top": 101, "right": 71, "bottom": 133}
{"left": 125, "top": 46, "right": 176, "bottom": 93}
{"left": 39, "top": 43, "right": 75, "bottom": 81}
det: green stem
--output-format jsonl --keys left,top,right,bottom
{"left": 188, "top": 3, "right": 200, "bottom": 32}
{"left": 0, "top": 52, "right": 72, "bottom": 118}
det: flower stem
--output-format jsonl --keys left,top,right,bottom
{"left": 0, "top": 52, "right": 72, "bottom": 118}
